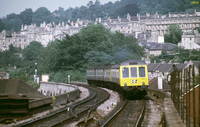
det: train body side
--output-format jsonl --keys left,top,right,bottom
{"left": 86, "top": 60, "right": 149, "bottom": 90}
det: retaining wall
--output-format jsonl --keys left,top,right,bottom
{"left": 29, "top": 97, "right": 52, "bottom": 109}
{"left": 39, "top": 82, "right": 80, "bottom": 106}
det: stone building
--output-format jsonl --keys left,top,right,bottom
{"left": 0, "top": 71, "right": 9, "bottom": 79}
{"left": 139, "top": 41, "right": 177, "bottom": 56}
{"left": 98, "top": 10, "right": 200, "bottom": 38}
{"left": 179, "top": 30, "right": 200, "bottom": 50}
{"left": 0, "top": 10, "right": 200, "bottom": 51}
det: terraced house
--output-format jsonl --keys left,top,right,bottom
{"left": 0, "top": 9, "right": 200, "bottom": 51}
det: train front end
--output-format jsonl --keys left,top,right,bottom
{"left": 119, "top": 60, "right": 149, "bottom": 92}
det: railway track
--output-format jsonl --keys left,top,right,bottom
{"left": 15, "top": 84, "right": 110, "bottom": 127}
{"left": 102, "top": 99, "right": 146, "bottom": 127}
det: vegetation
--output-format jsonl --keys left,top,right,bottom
{"left": 1, "top": 0, "right": 199, "bottom": 87}
{"left": 164, "top": 25, "right": 183, "bottom": 44}
{"left": 150, "top": 47, "right": 200, "bottom": 63}
{"left": 1, "top": 0, "right": 199, "bottom": 31}
{"left": 0, "top": 23, "right": 144, "bottom": 84}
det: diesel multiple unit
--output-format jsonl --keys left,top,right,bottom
{"left": 86, "top": 60, "right": 149, "bottom": 94}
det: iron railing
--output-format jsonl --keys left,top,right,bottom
{"left": 170, "top": 65, "right": 200, "bottom": 127}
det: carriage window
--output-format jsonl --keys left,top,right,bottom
{"left": 139, "top": 67, "right": 145, "bottom": 77}
{"left": 131, "top": 67, "right": 137, "bottom": 77}
{"left": 122, "top": 67, "right": 129, "bottom": 78}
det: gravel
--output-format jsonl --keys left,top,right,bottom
{"left": 142, "top": 93, "right": 164, "bottom": 127}
{"left": 96, "top": 88, "right": 120, "bottom": 117}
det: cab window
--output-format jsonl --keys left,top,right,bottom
{"left": 122, "top": 67, "right": 129, "bottom": 78}
{"left": 131, "top": 67, "right": 137, "bottom": 78}
{"left": 139, "top": 67, "right": 145, "bottom": 77}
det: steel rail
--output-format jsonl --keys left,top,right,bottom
{"left": 101, "top": 100, "right": 128, "bottom": 127}
{"left": 134, "top": 100, "right": 146, "bottom": 127}
{"left": 16, "top": 87, "right": 96, "bottom": 127}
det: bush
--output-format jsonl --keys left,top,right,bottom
{"left": 49, "top": 70, "right": 86, "bottom": 83}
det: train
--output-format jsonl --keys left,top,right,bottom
{"left": 86, "top": 59, "right": 149, "bottom": 97}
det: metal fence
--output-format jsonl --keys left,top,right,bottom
{"left": 170, "top": 65, "right": 200, "bottom": 127}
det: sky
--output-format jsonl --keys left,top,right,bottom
{"left": 0, "top": 0, "right": 119, "bottom": 18}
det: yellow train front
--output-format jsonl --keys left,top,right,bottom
{"left": 119, "top": 60, "right": 149, "bottom": 91}
{"left": 86, "top": 59, "right": 149, "bottom": 97}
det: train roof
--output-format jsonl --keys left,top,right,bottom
{"left": 119, "top": 59, "right": 146, "bottom": 66}
{"left": 86, "top": 60, "right": 146, "bottom": 70}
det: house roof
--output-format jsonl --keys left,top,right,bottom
{"left": 130, "top": 16, "right": 138, "bottom": 21}
{"left": 148, "top": 63, "right": 187, "bottom": 73}
{"left": 121, "top": 19, "right": 129, "bottom": 22}
{"left": 139, "top": 42, "right": 157, "bottom": 49}
{"left": 148, "top": 63, "right": 161, "bottom": 72}
{"left": 174, "top": 64, "right": 187, "bottom": 70}
{"left": 156, "top": 64, "right": 173, "bottom": 72}
{"left": 150, "top": 43, "right": 177, "bottom": 51}
{"left": 192, "top": 61, "right": 200, "bottom": 68}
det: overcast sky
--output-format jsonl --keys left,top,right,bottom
{"left": 0, "top": 0, "right": 119, "bottom": 18}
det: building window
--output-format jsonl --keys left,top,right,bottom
{"left": 19, "top": 39, "right": 21, "bottom": 42}
{"left": 24, "top": 39, "right": 26, "bottom": 42}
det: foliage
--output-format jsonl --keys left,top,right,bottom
{"left": 0, "top": 44, "right": 22, "bottom": 68}
{"left": 4, "top": 13, "right": 23, "bottom": 31}
{"left": 1, "top": 0, "right": 198, "bottom": 31}
{"left": 164, "top": 25, "right": 183, "bottom": 44}
{"left": 39, "top": 40, "right": 60, "bottom": 73}
{"left": 49, "top": 70, "right": 86, "bottom": 83}
{"left": 32, "top": 7, "right": 52, "bottom": 26}
{"left": 51, "top": 23, "right": 144, "bottom": 73}
{"left": 19, "top": 8, "right": 33, "bottom": 25}
{"left": 0, "top": 19, "right": 6, "bottom": 32}
{"left": 9, "top": 68, "right": 29, "bottom": 82}
{"left": 22, "top": 41, "right": 44, "bottom": 76}
{"left": 150, "top": 47, "right": 200, "bottom": 63}
{"left": 27, "top": 80, "right": 40, "bottom": 89}
{"left": 0, "top": 24, "right": 144, "bottom": 84}
{"left": 23, "top": 41, "right": 43, "bottom": 61}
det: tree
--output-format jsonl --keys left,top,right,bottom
{"left": 4, "top": 13, "right": 23, "bottom": 32}
{"left": 32, "top": 7, "right": 52, "bottom": 26}
{"left": 23, "top": 41, "right": 43, "bottom": 61}
{"left": 139, "top": 4, "right": 149, "bottom": 15}
{"left": 19, "top": 8, "right": 33, "bottom": 25}
{"left": 77, "top": 6, "right": 89, "bottom": 20}
{"left": 22, "top": 41, "right": 44, "bottom": 75}
{"left": 0, "top": 44, "right": 22, "bottom": 68}
{"left": 154, "top": 4, "right": 163, "bottom": 14}
{"left": 114, "top": 4, "right": 139, "bottom": 18}
{"left": 39, "top": 40, "right": 60, "bottom": 73}
{"left": 164, "top": 25, "right": 183, "bottom": 44}
{"left": 0, "top": 19, "right": 6, "bottom": 32}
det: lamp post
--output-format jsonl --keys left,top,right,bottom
{"left": 35, "top": 63, "right": 37, "bottom": 82}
